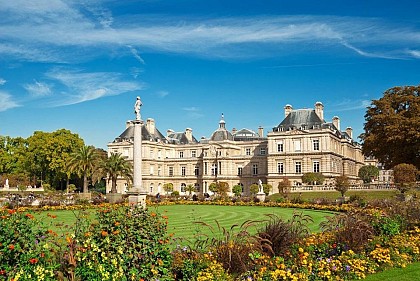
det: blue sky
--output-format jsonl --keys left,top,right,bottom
{"left": 0, "top": 0, "right": 419, "bottom": 149}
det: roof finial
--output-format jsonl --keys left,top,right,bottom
{"left": 219, "top": 113, "right": 226, "bottom": 128}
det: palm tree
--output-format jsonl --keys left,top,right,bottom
{"left": 102, "top": 153, "right": 133, "bottom": 193}
{"left": 68, "top": 145, "right": 99, "bottom": 193}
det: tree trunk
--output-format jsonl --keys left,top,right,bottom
{"left": 111, "top": 177, "right": 117, "bottom": 193}
{"left": 83, "top": 173, "right": 88, "bottom": 193}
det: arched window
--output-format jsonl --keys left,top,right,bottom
{"left": 181, "top": 183, "right": 186, "bottom": 193}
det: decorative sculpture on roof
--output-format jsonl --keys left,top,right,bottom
{"left": 134, "top": 96, "right": 142, "bottom": 120}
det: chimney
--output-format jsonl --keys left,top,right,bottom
{"left": 185, "top": 128, "right": 193, "bottom": 142}
{"left": 284, "top": 104, "right": 293, "bottom": 118}
{"left": 146, "top": 118, "right": 155, "bottom": 134}
{"left": 166, "top": 129, "right": 174, "bottom": 137}
{"left": 332, "top": 116, "right": 340, "bottom": 130}
{"left": 346, "top": 127, "right": 353, "bottom": 139}
{"left": 315, "top": 102, "right": 324, "bottom": 121}
{"left": 258, "top": 126, "right": 264, "bottom": 138}
{"left": 232, "top": 128, "right": 237, "bottom": 135}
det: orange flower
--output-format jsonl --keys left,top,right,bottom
{"left": 162, "top": 215, "right": 168, "bottom": 219}
{"left": 40, "top": 253, "right": 45, "bottom": 258}
{"left": 114, "top": 221, "right": 120, "bottom": 226}
{"left": 9, "top": 244, "right": 14, "bottom": 250}
{"left": 112, "top": 230, "right": 120, "bottom": 235}
{"left": 101, "top": 230, "right": 108, "bottom": 237}
{"left": 25, "top": 213, "right": 34, "bottom": 219}
{"left": 7, "top": 209, "right": 15, "bottom": 215}
{"left": 150, "top": 212, "right": 157, "bottom": 217}
{"left": 66, "top": 236, "right": 72, "bottom": 244}
{"left": 29, "top": 258, "right": 38, "bottom": 264}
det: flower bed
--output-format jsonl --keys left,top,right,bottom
{"left": 1, "top": 199, "right": 419, "bottom": 280}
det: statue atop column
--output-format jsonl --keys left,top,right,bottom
{"left": 134, "top": 96, "right": 143, "bottom": 120}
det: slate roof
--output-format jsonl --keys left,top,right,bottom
{"left": 167, "top": 132, "right": 199, "bottom": 144}
{"left": 210, "top": 128, "right": 234, "bottom": 141}
{"left": 273, "top": 109, "right": 324, "bottom": 131}
{"left": 113, "top": 124, "right": 167, "bottom": 143}
{"left": 233, "top": 128, "right": 262, "bottom": 141}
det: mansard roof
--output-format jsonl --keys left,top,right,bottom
{"left": 113, "top": 123, "right": 166, "bottom": 143}
{"left": 233, "top": 128, "right": 263, "bottom": 141}
{"left": 274, "top": 109, "right": 324, "bottom": 131}
{"left": 167, "top": 132, "right": 199, "bottom": 144}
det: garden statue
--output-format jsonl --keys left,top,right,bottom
{"left": 258, "top": 179, "right": 263, "bottom": 193}
{"left": 134, "top": 96, "right": 142, "bottom": 120}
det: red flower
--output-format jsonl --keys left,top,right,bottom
{"left": 9, "top": 244, "right": 14, "bottom": 250}
{"left": 29, "top": 258, "right": 38, "bottom": 264}
{"left": 0, "top": 269, "right": 6, "bottom": 275}
{"left": 25, "top": 213, "right": 34, "bottom": 219}
{"left": 7, "top": 209, "right": 16, "bottom": 215}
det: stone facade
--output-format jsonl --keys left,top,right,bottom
{"left": 107, "top": 102, "right": 365, "bottom": 195}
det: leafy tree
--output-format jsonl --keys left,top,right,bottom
{"left": 232, "top": 185, "right": 243, "bottom": 197}
{"left": 209, "top": 182, "right": 218, "bottom": 195}
{"left": 277, "top": 177, "right": 291, "bottom": 199}
{"left": 262, "top": 183, "right": 272, "bottom": 196}
{"left": 360, "top": 86, "right": 420, "bottom": 169}
{"left": 335, "top": 175, "right": 350, "bottom": 197}
{"left": 0, "top": 136, "right": 27, "bottom": 175}
{"left": 163, "top": 183, "right": 173, "bottom": 195}
{"left": 185, "top": 184, "right": 196, "bottom": 196}
{"left": 101, "top": 152, "right": 133, "bottom": 193}
{"left": 358, "top": 165, "right": 380, "bottom": 183}
{"left": 217, "top": 181, "right": 230, "bottom": 197}
{"left": 68, "top": 145, "right": 99, "bottom": 193}
{"left": 301, "top": 172, "right": 325, "bottom": 185}
{"left": 249, "top": 183, "right": 259, "bottom": 196}
{"left": 393, "top": 163, "right": 418, "bottom": 194}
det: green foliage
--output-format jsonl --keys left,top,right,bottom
{"left": 70, "top": 205, "right": 173, "bottom": 280}
{"left": 0, "top": 209, "right": 60, "bottom": 280}
{"left": 163, "top": 183, "right": 174, "bottom": 194}
{"left": 232, "top": 185, "right": 243, "bottom": 197}
{"left": 101, "top": 152, "right": 133, "bottom": 193}
{"left": 361, "top": 85, "right": 420, "bottom": 169}
{"left": 393, "top": 163, "right": 418, "bottom": 193}
{"left": 301, "top": 172, "right": 325, "bottom": 185}
{"left": 67, "top": 183, "right": 76, "bottom": 193}
{"left": 185, "top": 184, "right": 196, "bottom": 196}
{"left": 358, "top": 165, "right": 380, "bottom": 183}
{"left": 249, "top": 184, "right": 259, "bottom": 195}
{"left": 209, "top": 182, "right": 218, "bottom": 194}
{"left": 262, "top": 183, "right": 272, "bottom": 196}
{"left": 372, "top": 215, "right": 402, "bottom": 236}
{"left": 277, "top": 177, "right": 291, "bottom": 198}
{"left": 335, "top": 175, "right": 350, "bottom": 197}
{"left": 68, "top": 145, "right": 99, "bottom": 193}
{"left": 0, "top": 136, "right": 27, "bottom": 175}
{"left": 172, "top": 190, "right": 180, "bottom": 197}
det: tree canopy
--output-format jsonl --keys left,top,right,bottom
{"left": 358, "top": 165, "right": 380, "bottom": 183}
{"left": 301, "top": 172, "right": 325, "bottom": 185}
{"left": 393, "top": 163, "right": 418, "bottom": 194}
{"left": 335, "top": 175, "right": 350, "bottom": 197}
{"left": 360, "top": 86, "right": 420, "bottom": 169}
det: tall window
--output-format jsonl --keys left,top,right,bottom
{"left": 295, "top": 161, "right": 302, "bottom": 173}
{"left": 169, "top": 167, "right": 174, "bottom": 177}
{"left": 277, "top": 162, "right": 284, "bottom": 174}
{"left": 211, "top": 164, "right": 218, "bottom": 176}
{"left": 260, "top": 147, "right": 266, "bottom": 155}
{"left": 194, "top": 165, "right": 200, "bottom": 176}
{"left": 179, "top": 151, "right": 184, "bottom": 158}
{"left": 313, "top": 139, "right": 320, "bottom": 151}
{"left": 158, "top": 150, "right": 162, "bottom": 159}
{"left": 158, "top": 166, "right": 161, "bottom": 176}
{"left": 181, "top": 166, "right": 186, "bottom": 176}
{"left": 181, "top": 183, "right": 186, "bottom": 193}
{"left": 204, "top": 162, "right": 208, "bottom": 175}
{"left": 150, "top": 165, "right": 154, "bottom": 175}
{"left": 277, "top": 142, "right": 283, "bottom": 152}
{"left": 313, "top": 161, "right": 320, "bottom": 173}
{"left": 294, "top": 140, "right": 301, "bottom": 151}
{"left": 150, "top": 150, "right": 154, "bottom": 159}
{"left": 246, "top": 148, "right": 251, "bottom": 156}
{"left": 191, "top": 150, "right": 197, "bottom": 157}
{"left": 252, "top": 164, "right": 258, "bottom": 175}
{"left": 238, "top": 167, "right": 243, "bottom": 176}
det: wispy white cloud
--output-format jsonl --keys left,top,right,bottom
{"left": 0, "top": 78, "right": 6, "bottom": 85}
{"left": 156, "top": 90, "right": 169, "bottom": 98}
{"left": 24, "top": 80, "right": 52, "bottom": 97}
{"left": 182, "top": 106, "right": 204, "bottom": 119}
{"left": 407, "top": 50, "right": 420, "bottom": 58}
{"left": 45, "top": 68, "right": 144, "bottom": 106}
{"left": 0, "top": 1, "right": 419, "bottom": 62}
{"left": 0, "top": 91, "right": 20, "bottom": 111}
{"left": 327, "top": 99, "right": 371, "bottom": 112}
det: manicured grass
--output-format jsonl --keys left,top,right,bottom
{"left": 269, "top": 190, "right": 399, "bottom": 202}
{"left": 150, "top": 204, "right": 333, "bottom": 243}
{"left": 364, "top": 262, "right": 420, "bottom": 281}
{"left": 34, "top": 205, "right": 334, "bottom": 241}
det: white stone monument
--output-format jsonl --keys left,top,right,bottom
{"left": 256, "top": 179, "right": 266, "bottom": 202}
{"left": 128, "top": 96, "right": 147, "bottom": 207}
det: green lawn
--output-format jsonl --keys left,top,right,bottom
{"left": 364, "top": 262, "right": 420, "bottom": 281}
{"left": 35, "top": 205, "right": 334, "bottom": 241}
{"left": 269, "top": 190, "right": 399, "bottom": 202}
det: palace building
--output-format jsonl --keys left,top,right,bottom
{"left": 106, "top": 102, "right": 365, "bottom": 195}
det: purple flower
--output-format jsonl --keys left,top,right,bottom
{"left": 346, "top": 265, "right": 351, "bottom": 272}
